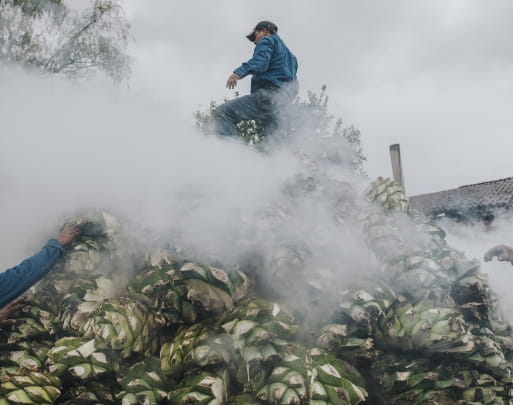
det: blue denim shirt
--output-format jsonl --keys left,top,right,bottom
{"left": 234, "top": 34, "right": 298, "bottom": 94}
{"left": 0, "top": 239, "right": 64, "bottom": 308}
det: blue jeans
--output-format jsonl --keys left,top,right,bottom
{"left": 214, "top": 88, "right": 291, "bottom": 138}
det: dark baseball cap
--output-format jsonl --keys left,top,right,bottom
{"left": 246, "top": 21, "right": 278, "bottom": 42}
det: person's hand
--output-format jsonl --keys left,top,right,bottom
{"left": 226, "top": 73, "right": 240, "bottom": 89}
{"left": 0, "top": 297, "right": 26, "bottom": 329}
{"left": 57, "top": 223, "right": 82, "bottom": 246}
{"left": 484, "top": 245, "right": 513, "bottom": 263}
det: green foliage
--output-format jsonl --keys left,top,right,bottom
{"left": 0, "top": 0, "right": 131, "bottom": 83}
{"left": 194, "top": 92, "right": 265, "bottom": 145}
{"left": 5, "top": 0, "right": 64, "bottom": 17}
{"left": 195, "top": 86, "right": 367, "bottom": 175}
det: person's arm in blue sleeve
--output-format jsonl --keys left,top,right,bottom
{"left": 0, "top": 239, "right": 65, "bottom": 308}
{"left": 0, "top": 223, "right": 81, "bottom": 310}
{"left": 234, "top": 37, "right": 274, "bottom": 78}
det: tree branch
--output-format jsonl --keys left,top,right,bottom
{"left": 44, "top": 3, "right": 108, "bottom": 72}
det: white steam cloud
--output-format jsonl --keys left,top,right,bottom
{"left": 3, "top": 62, "right": 513, "bottom": 327}
{"left": 0, "top": 64, "right": 374, "bottom": 298}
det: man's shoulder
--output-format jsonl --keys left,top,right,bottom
{"left": 257, "top": 35, "right": 276, "bottom": 47}
{"left": 262, "top": 34, "right": 286, "bottom": 46}
{"left": 267, "top": 34, "right": 282, "bottom": 44}
{"left": 259, "top": 35, "right": 288, "bottom": 54}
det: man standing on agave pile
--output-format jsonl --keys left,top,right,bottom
{"left": 0, "top": 223, "right": 81, "bottom": 328}
{"left": 214, "top": 20, "right": 299, "bottom": 139}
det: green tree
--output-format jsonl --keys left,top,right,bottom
{"left": 195, "top": 86, "right": 367, "bottom": 176}
{"left": 0, "top": 0, "right": 131, "bottom": 82}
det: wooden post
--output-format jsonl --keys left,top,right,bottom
{"left": 389, "top": 144, "right": 405, "bottom": 192}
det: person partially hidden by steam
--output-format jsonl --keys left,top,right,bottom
{"left": 214, "top": 20, "right": 299, "bottom": 139}
{"left": 484, "top": 245, "right": 513, "bottom": 265}
{"left": 0, "top": 223, "right": 81, "bottom": 328}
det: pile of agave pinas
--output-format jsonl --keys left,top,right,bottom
{"left": 1, "top": 176, "right": 513, "bottom": 405}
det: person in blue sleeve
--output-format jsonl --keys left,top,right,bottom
{"left": 214, "top": 20, "right": 298, "bottom": 139}
{"left": 0, "top": 223, "right": 81, "bottom": 328}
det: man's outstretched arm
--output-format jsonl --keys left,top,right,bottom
{"left": 0, "top": 223, "right": 81, "bottom": 308}
{"left": 225, "top": 37, "right": 274, "bottom": 89}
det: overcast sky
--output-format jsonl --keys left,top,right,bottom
{"left": 124, "top": 0, "right": 513, "bottom": 196}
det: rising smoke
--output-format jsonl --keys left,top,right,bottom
{"left": 0, "top": 64, "right": 377, "bottom": 310}
{"left": 4, "top": 59, "right": 513, "bottom": 341}
{"left": 5, "top": 60, "right": 513, "bottom": 332}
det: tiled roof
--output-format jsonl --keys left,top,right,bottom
{"left": 409, "top": 177, "right": 513, "bottom": 217}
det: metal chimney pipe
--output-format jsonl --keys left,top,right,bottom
{"left": 389, "top": 144, "right": 405, "bottom": 192}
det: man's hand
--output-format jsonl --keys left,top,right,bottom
{"left": 226, "top": 73, "right": 240, "bottom": 89}
{"left": 57, "top": 223, "right": 82, "bottom": 246}
{"left": 0, "top": 297, "right": 26, "bottom": 329}
{"left": 484, "top": 245, "right": 513, "bottom": 263}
